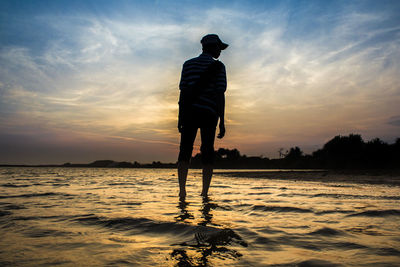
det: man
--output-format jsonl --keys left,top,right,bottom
{"left": 177, "top": 34, "right": 228, "bottom": 200}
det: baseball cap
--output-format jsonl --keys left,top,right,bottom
{"left": 201, "top": 34, "right": 229, "bottom": 50}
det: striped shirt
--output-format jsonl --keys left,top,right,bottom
{"left": 179, "top": 53, "right": 227, "bottom": 115}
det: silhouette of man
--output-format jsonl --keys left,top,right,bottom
{"left": 177, "top": 34, "right": 228, "bottom": 200}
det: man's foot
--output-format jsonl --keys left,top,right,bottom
{"left": 201, "top": 194, "right": 210, "bottom": 202}
{"left": 200, "top": 192, "right": 208, "bottom": 198}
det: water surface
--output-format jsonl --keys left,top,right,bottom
{"left": 0, "top": 167, "right": 399, "bottom": 266}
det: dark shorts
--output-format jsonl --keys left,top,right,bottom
{"left": 178, "top": 108, "right": 218, "bottom": 164}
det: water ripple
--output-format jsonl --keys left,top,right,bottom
{"left": 0, "top": 167, "right": 399, "bottom": 266}
{"left": 252, "top": 205, "right": 314, "bottom": 213}
{"left": 347, "top": 209, "right": 400, "bottom": 217}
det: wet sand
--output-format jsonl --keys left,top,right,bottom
{"left": 216, "top": 169, "right": 400, "bottom": 186}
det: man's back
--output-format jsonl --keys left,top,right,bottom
{"left": 179, "top": 53, "right": 227, "bottom": 115}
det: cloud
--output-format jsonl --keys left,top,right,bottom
{"left": 388, "top": 116, "right": 400, "bottom": 127}
{"left": 1, "top": 1, "right": 400, "bottom": 163}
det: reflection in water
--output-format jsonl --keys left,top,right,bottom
{"left": 175, "top": 200, "right": 194, "bottom": 222}
{"left": 199, "top": 196, "right": 216, "bottom": 226}
{"left": 1, "top": 167, "right": 400, "bottom": 266}
{"left": 171, "top": 197, "right": 247, "bottom": 266}
{"left": 171, "top": 245, "right": 243, "bottom": 267}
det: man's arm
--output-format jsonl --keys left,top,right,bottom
{"left": 216, "top": 63, "right": 226, "bottom": 139}
{"left": 178, "top": 63, "right": 187, "bottom": 132}
{"left": 178, "top": 90, "right": 185, "bottom": 132}
{"left": 217, "top": 92, "right": 225, "bottom": 139}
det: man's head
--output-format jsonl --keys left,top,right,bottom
{"left": 201, "top": 34, "right": 228, "bottom": 59}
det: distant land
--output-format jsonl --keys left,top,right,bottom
{"left": 1, "top": 134, "right": 399, "bottom": 170}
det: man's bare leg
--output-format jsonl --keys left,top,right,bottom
{"left": 201, "top": 164, "right": 213, "bottom": 197}
{"left": 178, "top": 161, "right": 189, "bottom": 200}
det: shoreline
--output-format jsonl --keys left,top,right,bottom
{"left": 215, "top": 170, "right": 400, "bottom": 186}
{"left": 1, "top": 165, "right": 399, "bottom": 186}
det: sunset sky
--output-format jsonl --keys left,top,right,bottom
{"left": 1, "top": 0, "right": 400, "bottom": 164}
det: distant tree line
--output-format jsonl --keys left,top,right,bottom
{"left": 309, "top": 134, "right": 400, "bottom": 169}
{"left": 190, "top": 134, "right": 400, "bottom": 169}
{"left": 5, "top": 134, "right": 397, "bottom": 169}
{"left": 61, "top": 160, "right": 176, "bottom": 168}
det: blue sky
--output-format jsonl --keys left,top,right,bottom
{"left": 1, "top": 0, "right": 400, "bottom": 164}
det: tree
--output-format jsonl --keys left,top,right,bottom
{"left": 278, "top": 148, "right": 286, "bottom": 158}
{"left": 285, "top": 147, "right": 303, "bottom": 161}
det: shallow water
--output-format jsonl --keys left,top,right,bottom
{"left": 0, "top": 167, "right": 399, "bottom": 266}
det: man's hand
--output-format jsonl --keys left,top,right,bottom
{"left": 217, "top": 123, "right": 225, "bottom": 139}
{"left": 178, "top": 120, "right": 183, "bottom": 133}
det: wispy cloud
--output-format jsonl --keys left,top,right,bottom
{"left": 1, "top": 0, "right": 399, "bottom": 163}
